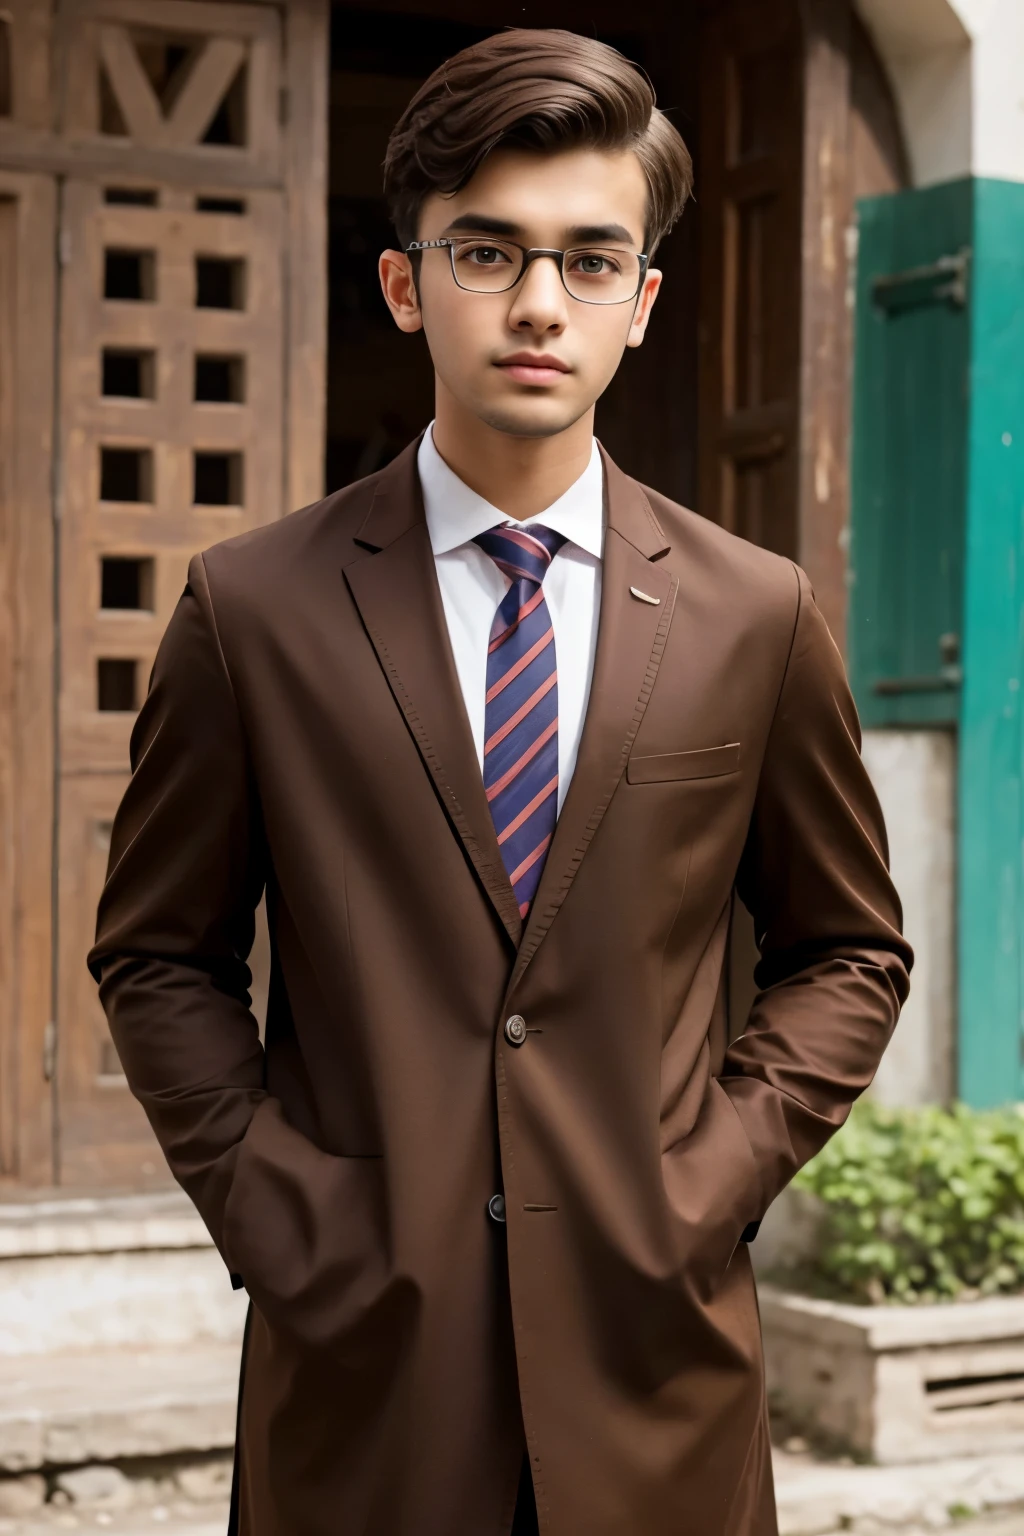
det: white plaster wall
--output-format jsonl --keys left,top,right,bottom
{"left": 970, "top": 0, "right": 1024, "bottom": 182}
{"left": 855, "top": 0, "right": 1024, "bottom": 187}
{"left": 861, "top": 729, "right": 956, "bottom": 1107}
{"left": 856, "top": 0, "right": 971, "bottom": 186}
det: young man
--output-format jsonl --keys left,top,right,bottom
{"left": 90, "top": 28, "right": 911, "bottom": 1536}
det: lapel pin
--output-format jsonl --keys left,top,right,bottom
{"left": 629, "top": 586, "right": 661, "bottom": 606}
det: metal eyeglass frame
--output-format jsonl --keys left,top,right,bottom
{"left": 405, "top": 238, "right": 651, "bottom": 305}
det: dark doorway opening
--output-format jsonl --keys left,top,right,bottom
{"left": 325, "top": 3, "right": 700, "bottom": 505}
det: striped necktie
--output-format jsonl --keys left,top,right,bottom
{"left": 473, "top": 523, "right": 567, "bottom": 919}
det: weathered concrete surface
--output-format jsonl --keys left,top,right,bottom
{"left": 773, "top": 1447, "right": 1024, "bottom": 1534}
{"left": 0, "top": 1449, "right": 1022, "bottom": 1534}
{"left": 0, "top": 1346, "right": 239, "bottom": 1473}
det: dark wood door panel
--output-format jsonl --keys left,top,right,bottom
{"left": 698, "top": 0, "right": 803, "bottom": 558}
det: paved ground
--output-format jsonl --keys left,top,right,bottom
{"left": 0, "top": 1511, "right": 225, "bottom": 1535}
{"left": 1, "top": 1448, "right": 1023, "bottom": 1534}
{"left": 2, "top": 1501, "right": 1023, "bottom": 1535}
{"left": 773, "top": 1444, "right": 1024, "bottom": 1535}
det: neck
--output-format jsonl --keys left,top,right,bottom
{"left": 430, "top": 384, "right": 595, "bottom": 520}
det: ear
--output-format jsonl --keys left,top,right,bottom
{"left": 379, "top": 249, "right": 423, "bottom": 334}
{"left": 626, "top": 268, "right": 663, "bottom": 349}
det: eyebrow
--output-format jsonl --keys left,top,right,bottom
{"left": 441, "top": 213, "right": 639, "bottom": 247}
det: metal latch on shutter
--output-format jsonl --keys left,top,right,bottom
{"left": 873, "top": 633, "right": 963, "bottom": 696}
{"left": 872, "top": 249, "right": 971, "bottom": 312}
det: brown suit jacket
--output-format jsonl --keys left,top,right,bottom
{"left": 90, "top": 442, "right": 911, "bottom": 1536}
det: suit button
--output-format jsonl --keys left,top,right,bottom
{"left": 487, "top": 1194, "right": 506, "bottom": 1224}
{"left": 504, "top": 1015, "right": 527, "bottom": 1047}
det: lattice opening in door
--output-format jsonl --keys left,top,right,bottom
{"left": 100, "top": 446, "right": 153, "bottom": 503}
{"left": 195, "top": 354, "right": 245, "bottom": 402}
{"left": 100, "top": 556, "right": 155, "bottom": 612}
{"left": 0, "top": 17, "right": 11, "bottom": 118}
{"left": 104, "top": 248, "right": 156, "bottom": 302}
{"left": 97, "top": 658, "right": 138, "bottom": 712}
{"left": 102, "top": 348, "right": 156, "bottom": 399}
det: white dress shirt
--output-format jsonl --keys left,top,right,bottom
{"left": 417, "top": 424, "right": 604, "bottom": 814}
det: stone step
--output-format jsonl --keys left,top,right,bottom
{"left": 0, "top": 1345, "right": 240, "bottom": 1474}
{"left": 0, "top": 1193, "right": 209, "bottom": 1261}
{"left": 0, "top": 1195, "right": 246, "bottom": 1358}
{"left": 0, "top": 1513, "right": 227, "bottom": 1535}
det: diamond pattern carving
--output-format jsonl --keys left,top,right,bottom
{"left": 99, "top": 26, "right": 247, "bottom": 148}
{"left": 62, "top": 1, "right": 281, "bottom": 174}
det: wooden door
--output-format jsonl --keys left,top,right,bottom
{"left": 700, "top": 0, "right": 860, "bottom": 1038}
{"left": 698, "top": 0, "right": 804, "bottom": 558}
{"left": 848, "top": 183, "right": 970, "bottom": 731}
{"left": 47, "top": 0, "right": 324, "bottom": 1188}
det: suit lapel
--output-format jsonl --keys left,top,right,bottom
{"left": 343, "top": 443, "right": 523, "bottom": 947}
{"left": 510, "top": 449, "right": 678, "bottom": 988}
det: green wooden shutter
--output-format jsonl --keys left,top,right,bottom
{"left": 848, "top": 181, "right": 972, "bottom": 728}
{"left": 958, "top": 179, "right": 1024, "bottom": 1108}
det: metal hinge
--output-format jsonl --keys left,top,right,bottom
{"left": 43, "top": 1020, "right": 57, "bottom": 1081}
{"left": 873, "top": 249, "right": 971, "bottom": 312}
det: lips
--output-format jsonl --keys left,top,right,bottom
{"left": 495, "top": 353, "right": 572, "bottom": 386}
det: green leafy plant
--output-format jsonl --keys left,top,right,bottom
{"left": 791, "top": 1101, "right": 1024, "bottom": 1304}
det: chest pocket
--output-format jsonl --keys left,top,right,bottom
{"left": 626, "top": 742, "right": 741, "bottom": 784}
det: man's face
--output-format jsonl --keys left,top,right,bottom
{"left": 381, "top": 146, "right": 662, "bottom": 439}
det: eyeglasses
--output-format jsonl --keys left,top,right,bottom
{"left": 405, "top": 237, "right": 650, "bottom": 305}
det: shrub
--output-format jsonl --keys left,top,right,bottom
{"left": 790, "top": 1101, "right": 1024, "bottom": 1304}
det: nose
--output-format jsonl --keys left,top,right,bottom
{"left": 506, "top": 253, "right": 568, "bottom": 334}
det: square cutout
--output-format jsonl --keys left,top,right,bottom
{"left": 100, "top": 447, "right": 153, "bottom": 503}
{"left": 97, "top": 658, "right": 138, "bottom": 712}
{"left": 104, "top": 248, "right": 156, "bottom": 302}
{"left": 194, "top": 451, "right": 243, "bottom": 506}
{"left": 0, "top": 20, "right": 11, "bottom": 119}
{"left": 195, "top": 256, "right": 246, "bottom": 310}
{"left": 102, "top": 348, "right": 156, "bottom": 399}
{"left": 196, "top": 196, "right": 246, "bottom": 215}
{"left": 194, "top": 354, "right": 245, "bottom": 403}
{"left": 104, "top": 187, "right": 158, "bottom": 206}
{"left": 101, "top": 556, "right": 155, "bottom": 611}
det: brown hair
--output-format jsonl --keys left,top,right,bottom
{"left": 384, "top": 29, "right": 693, "bottom": 257}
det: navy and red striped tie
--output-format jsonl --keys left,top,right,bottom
{"left": 474, "top": 524, "right": 567, "bottom": 919}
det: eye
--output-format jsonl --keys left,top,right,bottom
{"left": 567, "top": 250, "right": 623, "bottom": 277}
{"left": 461, "top": 243, "right": 514, "bottom": 266}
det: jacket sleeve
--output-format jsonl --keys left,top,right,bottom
{"left": 726, "top": 566, "right": 912, "bottom": 1220}
{"left": 89, "top": 554, "right": 389, "bottom": 1345}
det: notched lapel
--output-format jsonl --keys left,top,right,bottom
{"left": 343, "top": 448, "right": 522, "bottom": 947}
{"left": 511, "top": 458, "right": 678, "bottom": 987}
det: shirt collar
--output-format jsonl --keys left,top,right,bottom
{"left": 417, "top": 422, "right": 604, "bottom": 561}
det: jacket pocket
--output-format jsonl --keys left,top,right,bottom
{"left": 627, "top": 742, "right": 741, "bottom": 784}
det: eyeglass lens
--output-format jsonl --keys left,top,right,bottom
{"left": 449, "top": 239, "right": 642, "bottom": 304}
